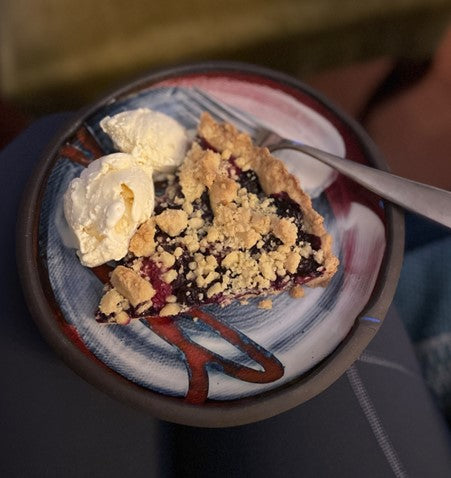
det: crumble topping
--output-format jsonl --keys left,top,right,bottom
{"left": 159, "top": 303, "right": 182, "bottom": 316}
{"left": 209, "top": 176, "right": 239, "bottom": 211}
{"left": 129, "top": 218, "right": 156, "bottom": 257}
{"left": 290, "top": 285, "right": 305, "bottom": 298}
{"left": 97, "top": 112, "right": 339, "bottom": 323}
{"left": 99, "top": 289, "right": 129, "bottom": 316}
{"left": 179, "top": 144, "right": 221, "bottom": 202}
{"left": 110, "top": 265, "right": 155, "bottom": 307}
{"left": 272, "top": 217, "right": 298, "bottom": 246}
{"left": 162, "top": 269, "right": 178, "bottom": 284}
{"left": 258, "top": 299, "right": 273, "bottom": 310}
{"left": 155, "top": 209, "right": 188, "bottom": 237}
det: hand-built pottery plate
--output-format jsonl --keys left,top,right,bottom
{"left": 18, "top": 62, "right": 404, "bottom": 427}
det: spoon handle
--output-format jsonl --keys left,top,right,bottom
{"left": 270, "top": 140, "right": 451, "bottom": 229}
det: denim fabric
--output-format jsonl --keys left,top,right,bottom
{"left": 394, "top": 213, "right": 451, "bottom": 422}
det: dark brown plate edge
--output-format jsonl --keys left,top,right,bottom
{"left": 16, "top": 61, "right": 404, "bottom": 428}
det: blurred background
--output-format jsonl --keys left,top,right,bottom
{"left": 0, "top": 0, "right": 448, "bottom": 110}
{"left": 1, "top": 0, "right": 451, "bottom": 187}
{"left": 1, "top": 0, "right": 451, "bottom": 424}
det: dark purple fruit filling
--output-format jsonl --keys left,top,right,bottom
{"left": 96, "top": 311, "right": 111, "bottom": 323}
{"left": 237, "top": 169, "right": 263, "bottom": 196}
{"left": 298, "top": 231, "right": 322, "bottom": 251}
{"left": 270, "top": 192, "right": 322, "bottom": 251}
{"left": 154, "top": 226, "right": 176, "bottom": 247}
{"left": 272, "top": 275, "right": 291, "bottom": 290}
{"left": 271, "top": 192, "right": 304, "bottom": 224}
{"left": 250, "top": 234, "right": 283, "bottom": 256}
{"left": 193, "top": 190, "right": 214, "bottom": 224}
{"left": 197, "top": 136, "right": 219, "bottom": 153}
{"left": 171, "top": 252, "right": 215, "bottom": 307}
{"left": 140, "top": 259, "right": 172, "bottom": 310}
{"left": 296, "top": 256, "right": 322, "bottom": 279}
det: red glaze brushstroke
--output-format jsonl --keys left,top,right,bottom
{"left": 146, "top": 308, "right": 284, "bottom": 404}
{"left": 89, "top": 263, "right": 283, "bottom": 402}
{"left": 90, "top": 264, "right": 113, "bottom": 284}
{"left": 59, "top": 126, "right": 104, "bottom": 166}
{"left": 75, "top": 126, "right": 105, "bottom": 158}
{"left": 62, "top": 323, "right": 104, "bottom": 361}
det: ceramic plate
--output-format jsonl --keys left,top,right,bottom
{"left": 18, "top": 62, "right": 404, "bottom": 427}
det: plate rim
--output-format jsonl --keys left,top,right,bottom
{"left": 16, "top": 61, "right": 404, "bottom": 427}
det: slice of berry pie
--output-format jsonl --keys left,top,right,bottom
{"left": 97, "top": 113, "right": 339, "bottom": 324}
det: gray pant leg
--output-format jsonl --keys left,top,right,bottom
{"left": 159, "top": 309, "right": 451, "bottom": 478}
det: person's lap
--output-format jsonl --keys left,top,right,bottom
{"left": 1, "top": 116, "right": 450, "bottom": 477}
{"left": 159, "top": 308, "right": 451, "bottom": 478}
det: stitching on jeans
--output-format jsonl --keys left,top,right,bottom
{"left": 347, "top": 365, "right": 409, "bottom": 478}
{"left": 358, "top": 351, "right": 419, "bottom": 379}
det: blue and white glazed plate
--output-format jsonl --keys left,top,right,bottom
{"left": 18, "top": 63, "right": 404, "bottom": 427}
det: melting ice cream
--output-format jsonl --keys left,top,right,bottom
{"left": 64, "top": 109, "right": 188, "bottom": 267}
{"left": 100, "top": 108, "right": 189, "bottom": 175}
{"left": 64, "top": 153, "right": 155, "bottom": 267}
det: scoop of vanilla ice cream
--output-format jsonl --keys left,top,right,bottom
{"left": 100, "top": 108, "right": 188, "bottom": 175}
{"left": 64, "top": 152, "right": 155, "bottom": 267}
